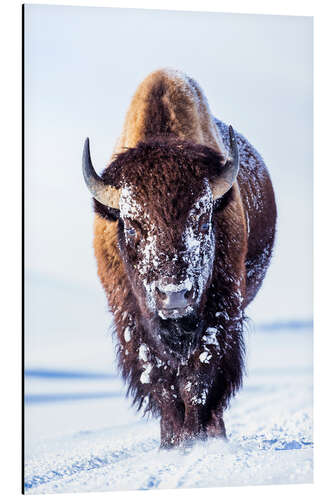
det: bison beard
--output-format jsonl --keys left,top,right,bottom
{"left": 85, "top": 69, "right": 276, "bottom": 448}
{"left": 157, "top": 313, "right": 204, "bottom": 358}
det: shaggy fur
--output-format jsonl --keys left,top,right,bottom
{"left": 91, "top": 69, "right": 276, "bottom": 447}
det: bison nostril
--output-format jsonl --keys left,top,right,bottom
{"left": 184, "top": 290, "right": 190, "bottom": 299}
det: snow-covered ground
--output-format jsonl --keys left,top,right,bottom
{"left": 24, "top": 324, "right": 313, "bottom": 494}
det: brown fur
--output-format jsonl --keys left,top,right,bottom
{"left": 91, "top": 69, "right": 276, "bottom": 447}
{"left": 113, "top": 69, "right": 226, "bottom": 155}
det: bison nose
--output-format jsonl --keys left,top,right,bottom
{"left": 156, "top": 288, "right": 191, "bottom": 310}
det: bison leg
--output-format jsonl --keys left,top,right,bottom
{"left": 160, "top": 402, "right": 185, "bottom": 449}
{"left": 159, "top": 382, "right": 227, "bottom": 447}
{"left": 206, "top": 408, "right": 227, "bottom": 439}
{"left": 181, "top": 405, "right": 207, "bottom": 444}
{"left": 178, "top": 379, "right": 227, "bottom": 445}
{"left": 179, "top": 404, "right": 226, "bottom": 445}
{"left": 160, "top": 404, "right": 226, "bottom": 447}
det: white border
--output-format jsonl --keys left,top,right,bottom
{"left": 1, "top": 1, "right": 332, "bottom": 499}
{"left": 7, "top": 0, "right": 316, "bottom": 16}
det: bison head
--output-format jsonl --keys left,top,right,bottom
{"left": 83, "top": 128, "right": 239, "bottom": 358}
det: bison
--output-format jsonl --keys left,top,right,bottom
{"left": 82, "top": 69, "right": 276, "bottom": 448}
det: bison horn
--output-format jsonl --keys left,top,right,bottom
{"left": 82, "top": 138, "right": 120, "bottom": 209}
{"left": 211, "top": 125, "right": 239, "bottom": 201}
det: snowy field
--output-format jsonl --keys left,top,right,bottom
{"left": 24, "top": 323, "right": 313, "bottom": 494}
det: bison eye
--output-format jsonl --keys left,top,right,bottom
{"left": 123, "top": 218, "right": 143, "bottom": 240}
{"left": 199, "top": 218, "right": 210, "bottom": 233}
{"left": 126, "top": 227, "right": 136, "bottom": 237}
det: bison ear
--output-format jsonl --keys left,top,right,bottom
{"left": 210, "top": 125, "right": 239, "bottom": 201}
{"left": 82, "top": 138, "right": 121, "bottom": 209}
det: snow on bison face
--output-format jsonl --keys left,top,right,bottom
{"left": 117, "top": 179, "right": 215, "bottom": 356}
{"left": 83, "top": 131, "right": 240, "bottom": 357}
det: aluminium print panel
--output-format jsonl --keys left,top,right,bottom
{"left": 24, "top": 4, "right": 313, "bottom": 494}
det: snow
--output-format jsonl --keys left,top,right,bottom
{"left": 124, "top": 327, "right": 131, "bottom": 343}
{"left": 140, "top": 363, "right": 153, "bottom": 384}
{"left": 158, "top": 280, "right": 193, "bottom": 293}
{"left": 119, "top": 185, "right": 143, "bottom": 221}
{"left": 199, "top": 351, "right": 212, "bottom": 364}
{"left": 202, "top": 327, "right": 220, "bottom": 349}
{"left": 182, "top": 181, "right": 215, "bottom": 302}
{"left": 138, "top": 344, "right": 149, "bottom": 362}
{"left": 24, "top": 324, "right": 313, "bottom": 494}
